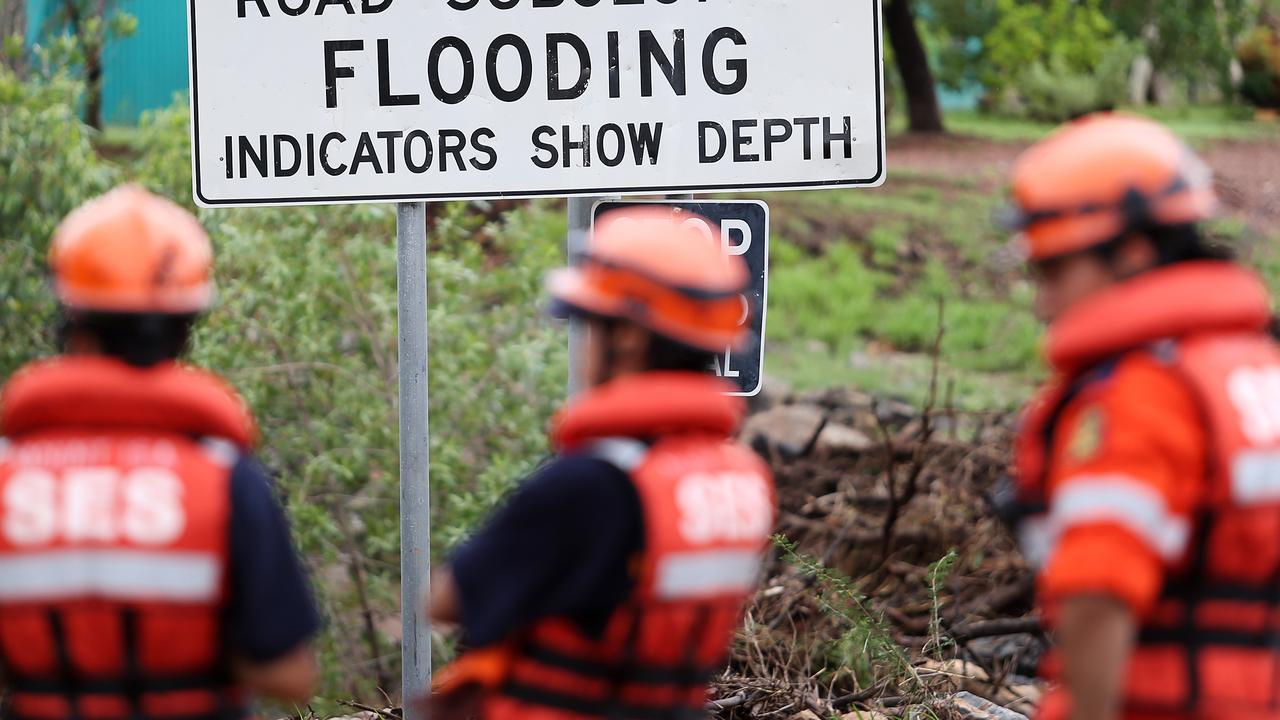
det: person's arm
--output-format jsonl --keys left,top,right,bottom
{"left": 233, "top": 644, "right": 319, "bottom": 705}
{"left": 224, "top": 454, "right": 323, "bottom": 705}
{"left": 430, "top": 567, "right": 461, "bottom": 625}
{"left": 1037, "top": 358, "right": 1206, "bottom": 716}
{"left": 1058, "top": 593, "right": 1136, "bottom": 720}
{"left": 441, "top": 454, "right": 642, "bottom": 648}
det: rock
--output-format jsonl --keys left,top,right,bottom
{"left": 946, "top": 691, "right": 1029, "bottom": 720}
{"left": 874, "top": 398, "right": 918, "bottom": 427}
{"left": 787, "top": 711, "right": 822, "bottom": 720}
{"left": 740, "top": 404, "right": 827, "bottom": 459}
{"left": 815, "top": 423, "right": 876, "bottom": 455}
{"left": 917, "top": 660, "right": 1040, "bottom": 716}
{"left": 747, "top": 374, "right": 793, "bottom": 413}
{"left": 967, "top": 633, "right": 1046, "bottom": 679}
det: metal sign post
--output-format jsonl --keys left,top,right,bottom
{"left": 396, "top": 202, "right": 431, "bottom": 712}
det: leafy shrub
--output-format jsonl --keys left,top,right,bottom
{"left": 1017, "top": 59, "right": 1104, "bottom": 122}
{"left": 0, "top": 62, "right": 116, "bottom": 377}
{"left": 1238, "top": 27, "right": 1280, "bottom": 108}
{"left": 978, "top": 0, "right": 1137, "bottom": 121}
{"left": 983, "top": 0, "right": 1116, "bottom": 87}
{"left": 1014, "top": 39, "right": 1137, "bottom": 122}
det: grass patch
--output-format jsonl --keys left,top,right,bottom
{"left": 942, "top": 105, "right": 1279, "bottom": 144}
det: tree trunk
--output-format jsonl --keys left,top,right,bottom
{"left": 61, "top": 0, "right": 105, "bottom": 129}
{"left": 84, "top": 47, "right": 103, "bottom": 129}
{"left": 885, "top": 0, "right": 945, "bottom": 133}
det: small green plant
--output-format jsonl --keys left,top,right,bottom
{"left": 775, "top": 535, "right": 913, "bottom": 689}
{"left": 925, "top": 549, "right": 959, "bottom": 659}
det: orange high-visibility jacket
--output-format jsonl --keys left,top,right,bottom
{"left": 0, "top": 357, "right": 256, "bottom": 720}
{"left": 1012, "top": 262, "right": 1280, "bottom": 720}
{"left": 438, "top": 373, "right": 776, "bottom": 720}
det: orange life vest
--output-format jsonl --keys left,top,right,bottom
{"left": 1013, "top": 262, "right": 1280, "bottom": 718}
{"left": 441, "top": 372, "right": 776, "bottom": 720}
{"left": 0, "top": 356, "right": 256, "bottom": 720}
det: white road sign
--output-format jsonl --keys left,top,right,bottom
{"left": 187, "top": 0, "right": 886, "bottom": 207}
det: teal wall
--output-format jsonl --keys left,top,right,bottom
{"left": 25, "top": 0, "right": 189, "bottom": 125}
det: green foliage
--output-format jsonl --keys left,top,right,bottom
{"left": 943, "top": 105, "right": 1278, "bottom": 143}
{"left": 766, "top": 237, "right": 1039, "bottom": 377}
{"left": 984, "top": 0, "right": 1116, "bottom": 85}
{"left": 923, "top": 0, "right": 1002, "bottom": 92}
{"left": 3, "top": 33, "right": 23, "bottom": 63}
{"left": 0, "top": 62, "right": 116, "bottom": 376}
{"left": 925, "top": 549, "right": 958, "bottom": 659}
{"left": 927, "top": 0, "right": 1265, "bottom": 117}
{"left": 36, "top": 0, "right": 137, "bottom": 128}
{"left": 42, "top": 0, "right": 138, "bottom": 57}
{"left": 1238, "top": 27, "right": 1280, "bottom": 108}
{"left": 775, "top": 536, "right": 911, "bottom": 688}
{"left": 1106, "top": 0, "right": 1253, "bottom": 95}
{"left": 981, "top": 0, "right": 1136, "bottom": 121}
{"left": 1014, "top": 42, "right": 1136, "bottom": 122}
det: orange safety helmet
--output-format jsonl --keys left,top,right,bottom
{"left": 547, "top": 206, "right": 750, "bottom": 352}
{"left": 49, "top": 184, "right": 214, "bottom": 314}
{"left": 1004, "top": 113, "right": 1218, "bottom": 261}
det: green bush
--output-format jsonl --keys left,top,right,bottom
{"left": 0, "top": 62, "right": 116, "bottom": 377}
{"left": 978, "top": 0, "right": 1138, "bottom": 121}
{"left": 1238, "top": 27, "right": 1280, "bottom": 108}
{"left": 1015, "top": 39, "right": 1136, "bottom": 122}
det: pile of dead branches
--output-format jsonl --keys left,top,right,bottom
{"left": 719, "top": 376, "right": 1045, "bottom": 719}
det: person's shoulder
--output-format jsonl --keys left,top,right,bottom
{"left": 225, "top": 452, "right": 285, "bottom": 526}
{"left": 1050, "top": 350, "right": 1206, "bottom": 481}
{"left": 226, "top": 451, "right": 273, "bottom": 491}
{"left": 520, "top": 452, "right": 635, "bottom": 503}
{"left": 1069, "top": 350, "right": 1198, "bottom": 420}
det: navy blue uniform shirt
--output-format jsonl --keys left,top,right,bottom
{"left": 450, "top": 453, "right": 644, "bottom": 648}
{"left": 225, "top": 454, "right": 322, "bottom": 661}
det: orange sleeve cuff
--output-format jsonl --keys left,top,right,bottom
{"left": 1041, "top": 524, "right": 1165, "bottom": 615}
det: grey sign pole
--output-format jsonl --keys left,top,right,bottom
{"left": 565, "top": 197, "right": 592, "bottom": 396}
{"left": 397, "top": 202, "right": 431, "bottom": 715}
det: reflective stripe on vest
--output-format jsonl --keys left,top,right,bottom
{"left": 655, "top": 549, "right": 765, "bottom": 600}
{"left": 1017, "top": 473, "right": 1192, "bottom": 566}
{"left": 0, "top": 550, "right": 220, "bottom": 602}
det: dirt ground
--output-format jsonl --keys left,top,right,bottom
{"left": 886, "top": 133, "right": 1280, "bottom": 234}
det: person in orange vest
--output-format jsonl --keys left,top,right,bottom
{"left": 1001, "top": 114, "right": 1280, "bottom": 720}
{"left": 0, "top": 185, "right": 321, "bottom": 720}
{"left": 428, "top": 206, "right": 777, "bottom": 720}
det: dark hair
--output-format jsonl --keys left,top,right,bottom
{"left": 1092, "top": 223, "right": 1233, "bottom": 267}
{"left": 594, "top": 317, "right": 718, "bottom": 375}
{"left": 60, "top": 311, "right": 198, "bottom": 368}
{"left": 645, "top": 332, "right": 718, "bottom": 374}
